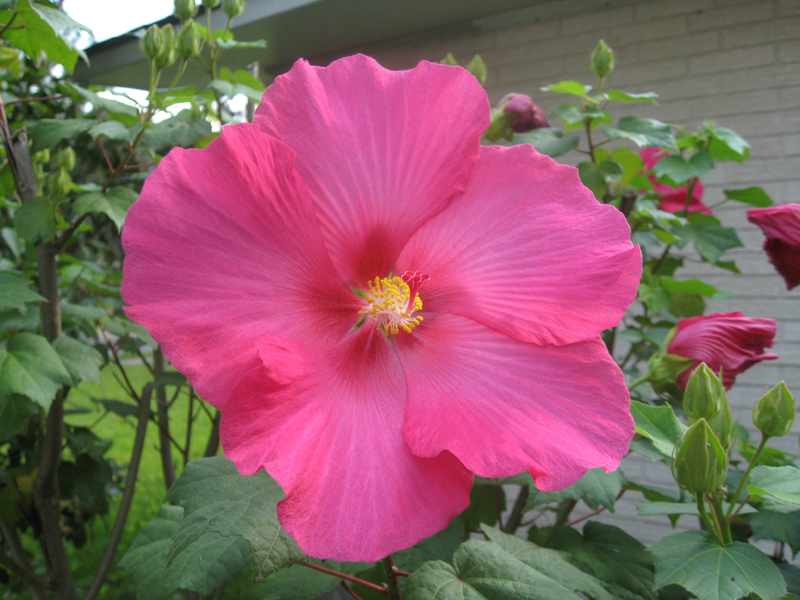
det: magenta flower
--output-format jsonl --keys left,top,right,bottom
{"left": 121, "top": 55, "right": 641, "bottom": 561}
{"left": 496, "top": 93, "right": 549, "bottom": 132}
{"left": 747, "top": 204, "right": 800, "bottom": 290}
{"left": 668, "top": 312, "right": 777, "bottom": 390}
{"left": 640, "top": 147, "right": 711, "bottom": 215}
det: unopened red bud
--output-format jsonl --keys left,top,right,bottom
{"left": 498, "top": 93, "right": 549, "bottom": 132}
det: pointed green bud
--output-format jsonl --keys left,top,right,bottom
{"left": 48, "top": 167, "right": 72, "bottom": 197}
{"left": 753, "top": 382, "right": 795, "bottom": 438}
{"left": 466, "top": 55, "right": 487, "bottom": 84}
{"left": 55, "top": 147, "right": 76, "bottom": 172}
{"left": 177, "top": 20, "right": 202, "bottom": 60}
{"left": 673, "top": 419, "right": 728, "bottom": 494}
{"left": 440, "top": 52, "right": 458, "bottom": 66}
{"left": 222, "top": 0, "right": 245, "bottom": 18}
{"left": 590, "top": 39, "right": 614, "bottom": 78}
{"left": 140, "top": 24, "right": 164, "bottom": 60}
{"left": 684, "top": 363, "right": 724, "bottom": 423}
{"left": 708, "top": 394, "right": 736, "bottom": 451}
{"left": 154, "top": 25, "right": 178, "bottom": 69}
{"left": 174, "top": 0, "right": 198, "bottom": 21}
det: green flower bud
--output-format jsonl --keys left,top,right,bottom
{"left": 222, "top": 0, "right": 245, "bottom": 18}
{"left": 440, "top": 52, "right": 458, "bottom": 66}
{"left": 154, "top": 25, "right": 178, "bottom": 69}
{"left": 48, "top": 167, "right": 72, "bottom": 197}
{"left": 708, "top": 395, "right": 736, "bottom": 451}
{"left": 466, "top": 55, "right": 487, "bottom": 85}
{"left": 174, "top": 0, "right": 198, "bottom": 21}
{"left": 55, "top": 147, "right": 76, "bottom": 172}
{"left": 177, "top": 20, "right": 202, "bottom": 60}
{"left": 33, "top": 149, "right": 50, "bottom": 164}
{"left": 140, "top": 24, "right": 164, "bottom": 60}
{"left": 673, "top": 419, "right": 728, "bottom": 495}
{"left": 201, "top": 0, "right": 220, "bottom": 6}
{"left": 647, "top": 351, "right": 694, "bottom": 393}
{"left": 753, "top": 382, "right": 795, "bottom": 438}
{"left": 590, "top": 39, "right": 614, "bottom": 78}
{"left": 684, "top": 363, "right": 724, "bottom": 423}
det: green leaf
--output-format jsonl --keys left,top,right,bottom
{"left": 659, "top": 277, "right": 733, "bottom": 299}
{"left": 553, "top": 104, "right": 609, "bottom": 131}
{"left": 748, "top": 466, "right": 800, "bottom": 512}
{"left": 70, "top": 83, "right": 139, "bottom": 117}
{"left": 27, "top": 118, "right": 98, "bottom": 153}
{"left": 673, "top": 217, "right": 743, "bottom": 263}
{"left": 165, "top": 456, "right": 306, "bottom": 580}
{"left": 87, "top": 120, "right": 133, "bottom": 143}
{"left": 481, "top": 525, "right": 615, "bottom": 600}
{"left": 405, "top": 539, "right": 582, "bottom": 600}
{"left": 778, "top": 563, "right": 800, "bottom": 596}
{"left": 395, "top": 516, "right": 465, "bottom": 573}
{"left": 651, "top": 530, "right": 786, "bottom": 600}
{"left": 630, "top": 401, "right": 687, "bottom": 457}
{"left": 605, "top": 117, "right": 677, "bottom": 151}
{"left": 542, "top": 80, "right": 590, "bottom": 97}
{"left": 610, "top": 147, "right": 644, "bottom": 185}
{"left": 0, "top": 272, "right": 44, "bottom": 310}
{"left": 723, "top": 187, "right": 772, "bottom": 207}
{"left": 0, "top": 0, "right": 82, "bottom": 72}
{"left": 607, "top": 90, "right": 658, "bottom": 103}
{"left": 708, "top": 127, "right": 750, "bottom": 163}
{"left": 550, "top": 521, "right": 656, "bottom": 600}
{"left": 97, "top": 398, "right": 141, "bottom": 418}
{"left": 653, "top": 151, "right": 713, "bottom": 186}
{"left": 52, "top": 336, "right": 103, "bottom": 385}
{"left": 60, "top": 454, "right": 112, "bottom": 504}
{"left": 0, "top": 394, "right": 38, "bottom": 443}
{"left": 243, "top": 563, "right": 342, "bottom": 600}
{"left": 0, "top": 333, "right": 71, "bottom": 407}
{"left": 143, "top": 111, "right": 212, "bottom": 148}
{"left": 525, "top": 468, "right": 626, "bottom": 512}
{"left": 119, "top": 505, "right": 251, "bottom": 600}
{"left": 73, "top": 187, "right": 138, "bottom": 231}
{"left": 512, "top": 129, "right": 580, "bottom": 158}
{"left": 0, "top": 45, "right": 21, "bottom": 74}
{"left": 598, "top": 158, "right": 624, "bottom": 181}
{"left": 748, "top": 509, "right": 800, "bottom": 557}
{"left": 461, "top": 484, "right": 504, "bottom": 529}
{"left": 578, "top": 161, "right": 606, "bottom": 200}
{"left": 15, "top": 196, "right": 57, "bottom": 243}
{"left": 208, "top": 78, "right": 263, "bottom": 102}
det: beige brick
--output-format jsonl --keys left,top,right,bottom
{"left": 494, "top": 20, "right": 562, "bottom": 48}
{"left": 651, "top": 73, "right": 722, "bottom": 100}
{"left": 636, "top": 0, "right": 713, "bottom": 20}
{"left": 690, "top": 45, "right": 775, "bottom": 75}
{"left": 610, "top": 15, "right": 688, "bottom": 44}
{"left": 778, "top": 38, "right": 800, "bottom": 63}
{"left": 639, "top": 31, "right": 720, "bottom": 61}
{"left": 721, "top": 17, "right": 800, "bottom": 49}
{"left": 784, "top": 133, "right": 800, "bottom": 155}
{"left": 611, "top": 57, "right": 689, "bottom": 85}
{"left": 721, "top": 63, "right": 800, "bottom": 94}
{"left": 498, "top": 57, "right": 566, "bottom": 85}
{"left": 777, "top": 0, "right": 800, "bottom": 17}
{"left": 688, "top": 0, "right": 776, "bottom": 31}
{"left": 562, "top": 5, "right": 635, "bottom": 35}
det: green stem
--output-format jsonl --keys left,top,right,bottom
{"left": 695, "top": 493, "right": 723, "bottom": 545}
{"left": 628, "top": 374, "right": 650, "bottom": 391}
{"left": 383, "top": 555, "right": 402, "bottom": 600}
{"left": 725, "top": 434, "right": 769, "bottom": 519}
{"left": 709, "top": 497, "right": 732, "bottom": 545}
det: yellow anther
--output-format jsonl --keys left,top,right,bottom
{"left": 359, "top": 275, "right": 426, "bottom": 335}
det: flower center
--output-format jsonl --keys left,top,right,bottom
{"left": 360, "top": 271, "right": 430, "bottom": 335}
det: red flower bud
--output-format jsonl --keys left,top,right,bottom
{"left": 747, "top": 204, "right": 800, "bottom": 290}
{"left": 496, "top": 93, "right": 549, "bottom": 133}
{"left": 667, "top": 312, "right": 777, "bottom": 390}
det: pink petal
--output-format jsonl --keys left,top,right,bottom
{"left": 122, "top": 124, "right": 360, "bottom": 407}
{"left": 255, "top": 55, "right": 490, "bottom": 286}
{"left": 220, "top": 322, "right": 472, "bottom": 561}
{"left": 395, "top": 313, "right": 633, "bottom": 491}
{"left": 396, "top": 145, "right": 642, "bottom": 346}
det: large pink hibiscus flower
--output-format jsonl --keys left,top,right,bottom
{"left": 121, "top": 55, "right": 641, "bottom": 561}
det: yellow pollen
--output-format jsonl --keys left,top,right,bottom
{"left": 359, "top": 276, "right": 424, "bottom": 335}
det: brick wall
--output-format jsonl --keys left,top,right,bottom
{"left": 314, "top": 0, "right": 800, "bottom": 548}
